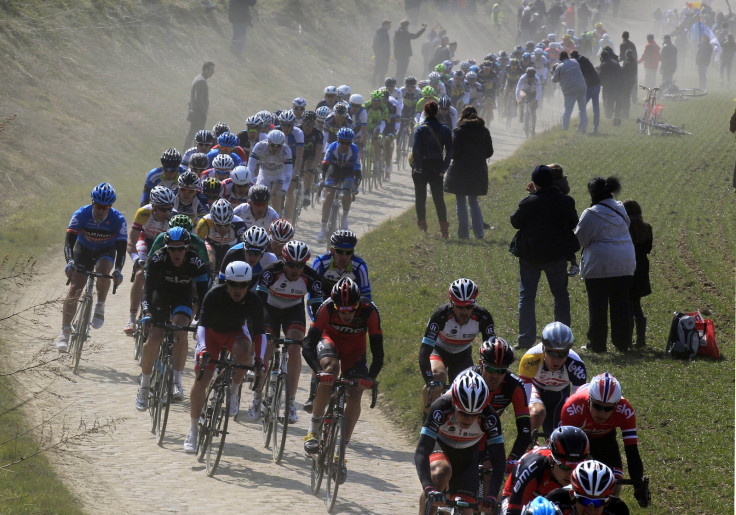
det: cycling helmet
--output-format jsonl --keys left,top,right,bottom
{"left": 566, "top": 28, "right": 575, "bottom": 36}
{"left": 428, "top": 71, "right": 441, "bottom": 82}
{"left": 549, "top": 426, "right": 590, "bottom": 463}
{"left": 454, "top": 69, "right": 465, "bottom": 78}
{"left": 417, "top": 79, "right": 429, "bottom": 89}
{"left": 212, "top": 121, "right": 230, "bottom": 137}
{"left": 421, "top": 86, "right": 436, "bottom": 97}
{"left": 460, "top": 60, "right": 471, "bottom": 71}
{"left": 571, "top": 460, "right": 616, "bottom": 500}
{"left": 302, "top": 110, "right": 317, "bottom": 123}
{"left": 370, "top": 90, "right": 383, "bottom": 101}
{"left": 594, "top": 22, "right": 603, "bottom": 29}
{"left": 349, "top": 93, "right": 364, "bottom": 105}
{"left": 324, "top": 85, "right": 337, "bottom": 95}
{"left": 189, "top": 152, "right": 209, "bottom": 171}
{"left": 587, "top": 372, "right": 622, "bottom": 405}
{"left": 279, "top": 110, "right": 296, "bottom": 124}
{"left": 195, "top": 129, "right": 215, "bottom": 145}
{"left": 336, "top": 127, "right": 355, "bottom": 141}
{"left": 256, "top": 110, "right": 273, "bottom": 127}
{"left": 469, "top": 64, "right": 479, "bottom": 73}
{"left": 248, "top": 184, "right": 271, "bottom": 203}
{"left": 282, "top": 240, "right": 310, "bottom": 263}
{"left": 242, "top": 225, "right": 270, "bottom": 250}
{"left": 547, "top": 33, "right": 556, "bottom": 42}
{"left": 150, "top": 185, "right": 176, "bottom": 206}
{"left": 231, "top": 165, "right": 254, "bottom": 186}
{"left": 267, "top": 129, "right": 286, "bottom": 146}
{"left": 442, "top": 59, "right": 453, "bottom": 70}
{"left": 169, "top": 213, "right": 194, "bottom": 232}
{"left": 160, "top": 148, "right": 182, "bottom": 169}
{"left": 541, "top": 321, "right": 574, "bottom": 351}
{"left": 526, "top": 66, "right": 536, "bottom": 75}
{"left": 210, "top": 198, "right": 234, "bottom": 225}
{"left": 522, "top": 51, "right": 531, "bottom": 60}
{"left": 292, "top": 97, "right": 307, "bottom": 108}
{"left": 467, "top": 58, "right": 476, "bottom": 65}
{"left": 384, "top": 77, "right": 397, "bottom": 87}
{"left": 201, "top": 177, "right": 222, "bottom": 197}
{"left": 330, "top": 229, "right": 358, "bottom": 249}
{"left": 225, "top": 260, "right": 252, "bottom": 283}
{"left": 316, "top": 106, "right": 331, "bottom": 120}
{"left": 520, "top": 496, "right": 563, "bottom": 515}
{"left": 499, "top": 50, "right": 508, "bottom": 58}
{"left": 336, "top": 101, "right": 350, "bottom": 114}
{"left": 466, "top": 71, "right": 478, "bottom": 81}
{"left": 510, "top": 58, "right": 520, "bottom": 66}
{"left": 482, "top": 59, "right": 493, "bottom": 68}
{"left": 269, "top": 218, "right": 295, "bottom": 244}
{"left": 405, "top": 76, "right": 417, "bottom": 85}
{"left": 177, "top": 170, "right": 201, "bottom": 190}
{"left": 450, "top": 369, "right": 490, "bottom": 415}
{"left": 217, "top": 132, "right": 239, "bottom": 148}
{"left": 480, "top": 337, "right": 514, "bottom": 368}
{"left": 438, "top": 95, "right": 452, "bottom": 109}
{"left": 434, "top": 63, "right": 446, "bottom": 73}
{"left": 331, "top": 277, "right": 361, "bottom": 309}
{"left": 212, "top": 153, "right": 235, "bottom": 171}
{"left": 163, "top": 226, "right": 191, "bottom": 246}
{"left": 91, "top": 182, "right": 117, "bottom": 205}
{"left": 534, "top": 47, "right": 544, "bottom": 56}
{"left": 337, "top": 84, "right": 351, "bottom": 99}
{"left": 448, "top": 278, "right": 478, "bottom": 306}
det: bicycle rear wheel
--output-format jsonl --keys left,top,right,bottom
{"left": 292, "top": 180, "right": 303, "bottom": 230}
{"left": 271, "top": 372, "right": 290, "bottom": 464}
{"left": 325, "top": 413, "right": 347, "bottom": 513}
{"left": 206, "top": 383, "right": 230, "bottom": 476}
{"left": 71, "top": 296, "right": 91, "bottom": 373}
{"left": 523, "top": 105, "right": 532, "bottom": 139}
{"left": 261, "top": 368, "right": 275, "bottom": 447}
{"left": 680, "top": 87, "right": 707, "bottom": 97}
{"left": 155, "top": 355, "right": 173, "bottom": 446}
{"left": 311, "top": 415, "right": 331, "bottom": 495}
{"left": 197, "top": 382, "right": 216, "bottom": 462}
{"left": 133, "top": 319, "right": 146, "bottom": 363}
{"left": 326, "top": 201, "right": 340, "bottom": 251}
{"left": 149, "top": 358, "right": 164, "bottom": 434}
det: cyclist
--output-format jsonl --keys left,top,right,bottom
{"left": 518, "top": 322, "right": 586, "bottom": 435}
{"left": 317, "top": 85, "right": 338, "bottom": 110}
{"left": 416, "top": 369, "right": 506, "bottom": 515}
{"left": 298, "top": 110, "right": 324, "bottom": 208}
{"left": 221, "top": 165, "right": 254, "bottom": 207}
{"left": 546, "top": 460, "right": 630, "bottom": 514}
{"left": 135, "top": 227, "right": 209, "bottom": 409}
{"left": 247, "top": 129, "right": 293, "bottom": 216}
{"left": 311, "top": 229, "right": 371, "bottom": 300}
{"left": 478, "top": 60, "right": 499, "bottom": 120}
{"left": 207, "top": 131, "right": 244, "bottom": 167}
{"left": 419, "top": 278, "right": 495, "bottom": 418}
{"left": 316, "top": 127, "right": 362, "bottom": 242}
{"left": 430, "top": 95, "right": 457, "bottom": 129}
{"left": 140, "top": 148, "right": 186, "bottom": 206}
{"left": 187, "top": 152, "right": 210, "bottom": 178}
{"left": 415, "top": 85, "right": 439, "bottom": 122}
{"left": 173, "top": 170, "right": 209, "bottom": 224}
{"left": 466, "top": 71, "right": 483, "bottom": 110}
{"left": 315, "top": 106, "right": 330, "bottom": 133}
{"left": 184, "top": 261, "right": 267, "bottom": 452}
{"left": 292, "top": 96, "right": 307, "bottom": 126}
{"left": 233, "top": 183, "right": 279, "bottom": 230}
{"left": 501, "top": 426, "right": 590, "bottom": 515}
{"left": 218, "top": 225, "right": 277, "bottom": 286}
{"left": 472, "top": 337, "right": 531, "bottom": 474}
{"left": 560, "top": 373, "right": 649, "bottom": 507}
{"left": 336, "top": 84, "right": 351, "bottom": 103}
{"left": 182, "top": 129, "right": 215, "bottom": 167}
{"left": 348, "top": 94, "right": 368, "bottom": 148}
{"left": 254, "top": 240, "right": 323, "bottom": 422}
{"left": 428, "top": 71, "right": 447, "bottom": 97}
{"left": 267, "top": 218, "right": 294, "bottom": 257}
{"left": 200, "top": 177, "right": 223, "bottom": 206}
{"left": 237, "top": 114, "right": 265, "bottom": 156}
{"left": 123, "top": 185, "right": 176, "bottom": 335}
{"left": 516, "top": 67, "right": 542, "bottom": 135}
{"left": 279, "top": 110, "right": 305, "bottom": 222}
{"left": 302, "top": 277, "right": 384, "bottom": 483}
{"left": 148, "top": 214, "right": 208, "bottom": 264}
{"left": 400, "top": 76, "right": 421, "bottom": 122}
{"left": 521, "top": 496, "right": 563, "bottom": 514}
{"left": 504, "top": 59, "right": 525, "bottom": 123}
{"left": 196, "top": 198, "right": 247, "bottom": 275}
{"left": 322, "top": 101, "right": 353, "bottom": 146}
{"left": 446, "top": 69, "right": 470, "bottom": 111}
{"left": 380, "top": 87, "right": 399, "bottom": 180}
{"left": 212, "top": 121, "right": 230, "bottom": 138}
{"left": 200, "top": 153, "right": 235, "bottom": 182}
{"left": 56, "top": 183, "right": 126, "bottom": 352}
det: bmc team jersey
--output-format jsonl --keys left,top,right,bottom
{"left": 232, "top": 202, "right": 279, "bottom": 230}
{"left": 256, "top": 260, "right": 323, "bottom": 314}
{"left": 67, "top": 205, "right": 128, "bottom": 251}
{"left": 421, "top": 304, "right": 496, "bottom": 355}
{"left": 311, "top": 252, "right": 371, "bottom": 300}
{"left": 502, "top": 447, "right": 564, "bottom": 515}
{"left": 517, "top": 343, "right": 586, "bottom": 395}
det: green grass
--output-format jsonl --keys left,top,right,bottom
{"left": 362, "top": 95, "right": 735, "bottom": 513}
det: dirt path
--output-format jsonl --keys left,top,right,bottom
{"left": 12, "top": 102, "right": 563, "bottom": 514}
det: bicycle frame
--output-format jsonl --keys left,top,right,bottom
{"left": 323, "top": 182, "right": 353, "bottom": 250}
{"left": 262, "top": 337, "right": 299, "bottom": 463}
{"left": 638, "top": 85, "right": 661, "bottom": 136}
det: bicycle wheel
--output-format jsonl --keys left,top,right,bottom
{"left": 197, "top": 381, "right": 216, "bottom": 462}
{"left": 149, "top": 358, "right": 164, "bottom": 434}
{"left": 271, "top": 372, "right": 290, "bottom": 464}
{"left": 71, "top": 296, "right": 91, "bottom": 373}
{"left": 155, "top": 355, "right": 173, "bottom": 446}
{"left": 654, "top": 123, "right": 692, "bottom": 135}
{"left": 311, "top": 414, "right": 331, "bottom": 495}
{"left": 680, "top": 87, "right": 707, "bottom": 97}
{"left": 326, "top": 200, "right": 340, "bottom": 250}
{"left": 292, "top": 179, "right": 303, "bottom": 230}
{"left": 325, "top": 413, "right": 347, "bottom": 513}
{"left": 523, "top": 105, "right": 532, "bottom": 139}
{"left": 233, "top": 381, "right": 244, "bottom": 422}
{"left": 646, "top": 105, "right": 656, "bottom": 136}
{"left": 261, "top": 367, "right": 275, "bottom": 447}
{"left": 206, "top": 383, "right": 230, "bottom": 476}
{"left": 133, "top": 319, "right": 145, "bottom": 363}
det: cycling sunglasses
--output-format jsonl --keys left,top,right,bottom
{"left": 553, "top": 457, "right": 578, "bottom": 471}
{"left": 590, "top": 401, "right": 616, "bottom": 412}
{"left": 285, "top": 262, "right": 305, "bottom": 269}
{"left": 544, "top": 348, "right": 569, "bottom": 359}
{"left": 575, "top": 495, "right": 608, "bottom": 508}
{"left": 483, "top": 365, "right": 507, "bottom": 374}
{"left": 226, "top": 280, "right": 249, "bottom": 289}
{"left": 333, "top": 248, "right": 354, "bottom": 256}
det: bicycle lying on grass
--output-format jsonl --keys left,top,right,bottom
{"left": 637, "top": 85, "right": 693, "bottom": 136}
{"left": 659, "top": 81, "right": 707, "bottom": 101}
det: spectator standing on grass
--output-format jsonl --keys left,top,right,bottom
{"left": 394, "top": 19, "right": 426, "bottom": 81}
{"left": 443, "top": 106, "right": 493, "bottom": 240}
{"left": 730, "top": 106, "right": 736, "bottom": 192}
{"left": 696, "top": 34, "right": 714, "bottom": 90}
{"left": 637, "top": 34, "right": 660, "bottom": 88}
{"left": 720, "top": 34, "right": 736, "bottom": 85}
{"left": 571, "top": 51, "right": 601, "bottom": 134}
{"left": 184, "top": 62, "right": 215, "bottom": 151}
{"left": 228, "top": 0, "right": 256, "bottom": 59}
{"left": 575, "top": 177, "right": 635, "bottom": 353}
{"left": 620, "top": 31, "right": 638, "bottom": 104}
{"left": 598, "top": 47, "right": 623, "bottom": 126}
{"left": 509, "top": 165, "right": 580, "bottom": 351}
{"left": 552, "top": 51, "right": 588, "bottom": 132}
{"left": 620, "top": 50, "right": 637, "bottom": 120}
{"left": 372, "top": 20, "right": 392, "bottom": 86}
{"left": 623, "top": 200, "right": 652, "bottom": 348}
{"left": 659, "top": 34, "right": 678, "bottom": 87}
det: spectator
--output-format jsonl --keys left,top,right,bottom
{"left": 730, "top": 106, "right": 736, "bottom": 192}
{"left": 429, "top": 36, "right": 451, "bottom": 71}
{"left": 620, "top": 31, "right": 638, "bottom": 104}
{"left": 552, "top": 51, "right": 588, "bottom": 132}
{"left": 696, "top": 34, "right": 714, "bottom": 90}
{"left": 572, "top": 51, "right": 601, "bottom": 134}
{"left": 411, "top": 100, "right": 453, "bottom": 238}
{"left": 405, "top": 0, "right": 421, "bottom": 23}
{"left": 720, "top": 33, "right": 736, "bottom": 85}
{"left": 575, "top": 177, "right": 636, "bottom": 353}
{"left": 394, "top": 19, "right": 426, "bottom": 80}
{"left": 659, "top": 34, "right": 678, "bottom": 87}
{"left": 372, "top": 20, "right": 392, "bottom": 86}
{"left": 443, "top": 106, "right": 494, "bottom": 239}
{"left": 228, "top": 0, "right": 256, "bottom": 59}
{"left": 638, "top": 34, "right": 660, "bottom": 87}
{"left": 623, "top": 200, "right": 652, "bottom": 348}
{"left": 509, "top": 165, "right": 580, "bottom": 350}
{"left": 184, "top": 61, "right": 215, "bottom": 151}
{"left": 620, "top": 50, "right": 637, "bottom": 120}
{"left": 598, "top": 47, "right": 623, "bottom": 125}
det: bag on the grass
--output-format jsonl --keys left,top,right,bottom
{"left": 666, "top": 312, "right": 700, "bottom": 359}
{"left": 685, "top": 310, "right": 720, "bottom": 359}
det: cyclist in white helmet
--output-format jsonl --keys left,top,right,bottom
{"left": 247, "top": 129, "right": 294, "bottom": 216}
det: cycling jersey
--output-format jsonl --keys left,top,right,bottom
{"left": 140, "top": 165, "right": 187, "bottom": 205}
{"left": 385, "top": 96, "right": 399, "bottom": 134}
{"left": 363, "top": 102, "right": 388, "bottom": 134}
{"left": 198, "top": 283, "right": 266, "bottom": 335}
{"left": 173, "top": 192, "right": 210, "bottom": 221}
{"left": 322, "top": 113, "right": 354, "bottom": 146}
{"left": 505, "top": 66, "right": 524, "bottom": 89}
{"left": 195, "top": 214, "right": 247, "bottom": 248}
{"left": 217, "top": 243, "right": 278, "bottom": 285}
{"left": 131, "top": 204, "right": 171, "bottom": 242}
{"left": 256, "top": 260, "right": 323, "bottom": 318}
{"left": 141, "top": 247, "right": 209, "bottom": 317}
{"left": 546, "top": 487, "right": 630, "bottom": 515}
{"left": 149, "top": 231, "right": 209, "bottom": 263}
{"left": 311, "top": 252, "right": 371, "bottom": 300}
{"left": 478, "top": 69, "right": 498, "bottom": 96}
{"left": 67, "top": 205, "right": 128, "bottom": 252}
{"left": 349, "top": 107, "right": 368, "bottom": 136}
{"left": 415, "top": 95, "right": 439, "bottom": 120}
{"left": 400, "top": 86, "right": 421, "bottom": 117}
{"left": 446, "top": 78, "right": 470, "bottom": 108}
{"left": 206, "top": 148, "right": 243, "bottom": 168}
{"left": 322, "top": 141, "right": 361, "bottom": 172}
{"left": 515, "top": 74, "right": 542, "bottom": 101}
{"left": 467, "top": 81, "right": 483, "bottom": 107}
{"left": 211, "top": 143, "right": 248, "bottom": 163}
{"left": 220, "top": 179, "right": 249, "bottom": 207}
{"left": 502, "top": 447, "right": 563, "bottom": 515}
{"left": 247, "top": 139, "right": 294, "bottom": 186}
{"left": 386, "top": 87, "right": 403, "bottom": 111}
{"left": 232, "top": 202, "right": 279, "bottom": 230}
{"left": 420, "top": 303, "right": 495, "bottom": 354}
{"left": 517, "top": 343, "right": 586, "bottom": 395}
{"left": 282, "top": 126, "right": 304, "bottom": 162}
{"left": 301, "top": 127, "right": 324, "bottom": 164}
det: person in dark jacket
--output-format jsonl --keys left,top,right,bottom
{"left": 229, "top": 0, "right": 256, "bottom": 58}
{"left": 394, "top": 19, "right": 426, "bottom": 80}
{"left": 443, "top": 106, "right": 493, "bottom": 239}
{"left": 659, "top": 34, "right": 678, "bottom": 87}
{"left": 598, "top": 47, "right": 623, "bottom": 125}
{"left": 510, "top": 165, "right": 580, "bottom": 350}
{"left": 696, "top": 34, "right": 713, "bottom": 90}
{"left": 184, "top": 61, "right": 215, "bottom": 151}
{"left": 619, "top": 31, "right": 638, "bottom": 104}
{"left": 412, "top": 100, "right": 453, "bottom": 238}
{"left": 623, "top": 200, "right": 652, "bottom": 347}
{"left": 372, "top": 20, "right": 392, "bottom": 86}
{"left": 620, "top": 49, "right": 637, "bottom": 119}
{"left": 571, "top": 51, "right": 601, "bottom": 133}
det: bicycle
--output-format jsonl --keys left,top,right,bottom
{"left": 520, "top": 98, "right": 535, "bottom": 138}
{"left": 360, "top": 140, "right": 374, "bottom": 194}
{"left": 260, "top": 337, "right": 300, "bottom": 463}
{"left": 196, "top": 348, "right": 255, "bottom": 476}
{"left": 310, "top": 376, "right": 378, "bottom": 513}
{"left": 395, "top": 117, "right": 415, "bottom": 170}
{"left": 617, "top": 476, "right": 651, "bottom": 508}
{"left": 303, "top": 167, "right": 320, "bottom": 207}
{"left": 659, "top": 81, "right": 707, "bottom": 100}
{"left": 424, "top": 492, "right": 494, "bottom": 515}
{"left": 65, "top": 270, "right": 116, "bottom": 374}
{"left": 637, "top": 85, "right": 661, "bottom": 135}
{"left": 290, "top": 174, "right": 304, "bottom": 230}
{"left": 323, "top": 181, "right": 354, "bottom": 251}
{"left": 132, "top": 310, "right": 148, "bottom": 364}
{"left": 372, "top": 134, "right": 385, "bottom": 190}
{"left": 148, "top": 321, "right": 196, "bottom": 446}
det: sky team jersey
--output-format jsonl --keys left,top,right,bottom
{"left": 67, "top": 205, "right": 127, "bottom": 251}
{"left": 232, "top": 202, "right": 279, "bottom": 230}
{"left": 247, "top": 139, "right": 294, "bottom": 183}
{"left": 422, "top": 393, "right": 504, "bottom": 450}
{"left": 256, "top": 260, "right": 323, "bottom": 311}
{"left": 560, "top": 384, "right": 638, "bottom": 445}
{"left": 422, "top": 304, "right": 495, "bottom": 355}
{"left": 517, "top": 343, "right": 586, "bottom": 395}
{"left": 323, "top": 141, "right": 361, "bottom": 172}
{"left": 195, "top": 214, "right": 246, "bottom": 248}
{"left": 218, "top": 243, "right": 277, "bottom": 284}
{"left": 132, "top": 204, "right": 172, "bottom": 241}
{"left": 140, "top": 165, "right": 187, "bottom": 205}
{"left": 173, "top": 192, "right": 210, "bottom": 221}
{"left": 311, "top": 252, "right": 371, "bottom": 300}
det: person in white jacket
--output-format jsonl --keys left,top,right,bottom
{"left": 575, "top": 176, "right": 636, "bottom": 353}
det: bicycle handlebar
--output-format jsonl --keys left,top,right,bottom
{"left": 318, "top": 375, "right": 379, "bottom": 408}
{"left": 270, "top": 337, "right": 303, "bottom": 347}
{"left": 66, "top": 271, "right": 118, "bottom": 294}
{"left": 151, "top": 322, "right": 197, "bottom": 333}
{"left": 196, "top": 351, "right": 255, "bottom": 381}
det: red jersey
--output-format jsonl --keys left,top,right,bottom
{"left": 502, "top": 447, "right": 562, "bottom": 515}
{"left": 560, "top": 384, "right": 638, "bottom": 446}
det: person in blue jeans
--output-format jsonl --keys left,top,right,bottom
{"left": 552, "top": 51, "right": 588, "bottom": 132}
{"left": 509, "top": 165, "right": 580, "bottom": 350}
{"left": 571, "top": 51, "right": 601, "bottom": 134}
